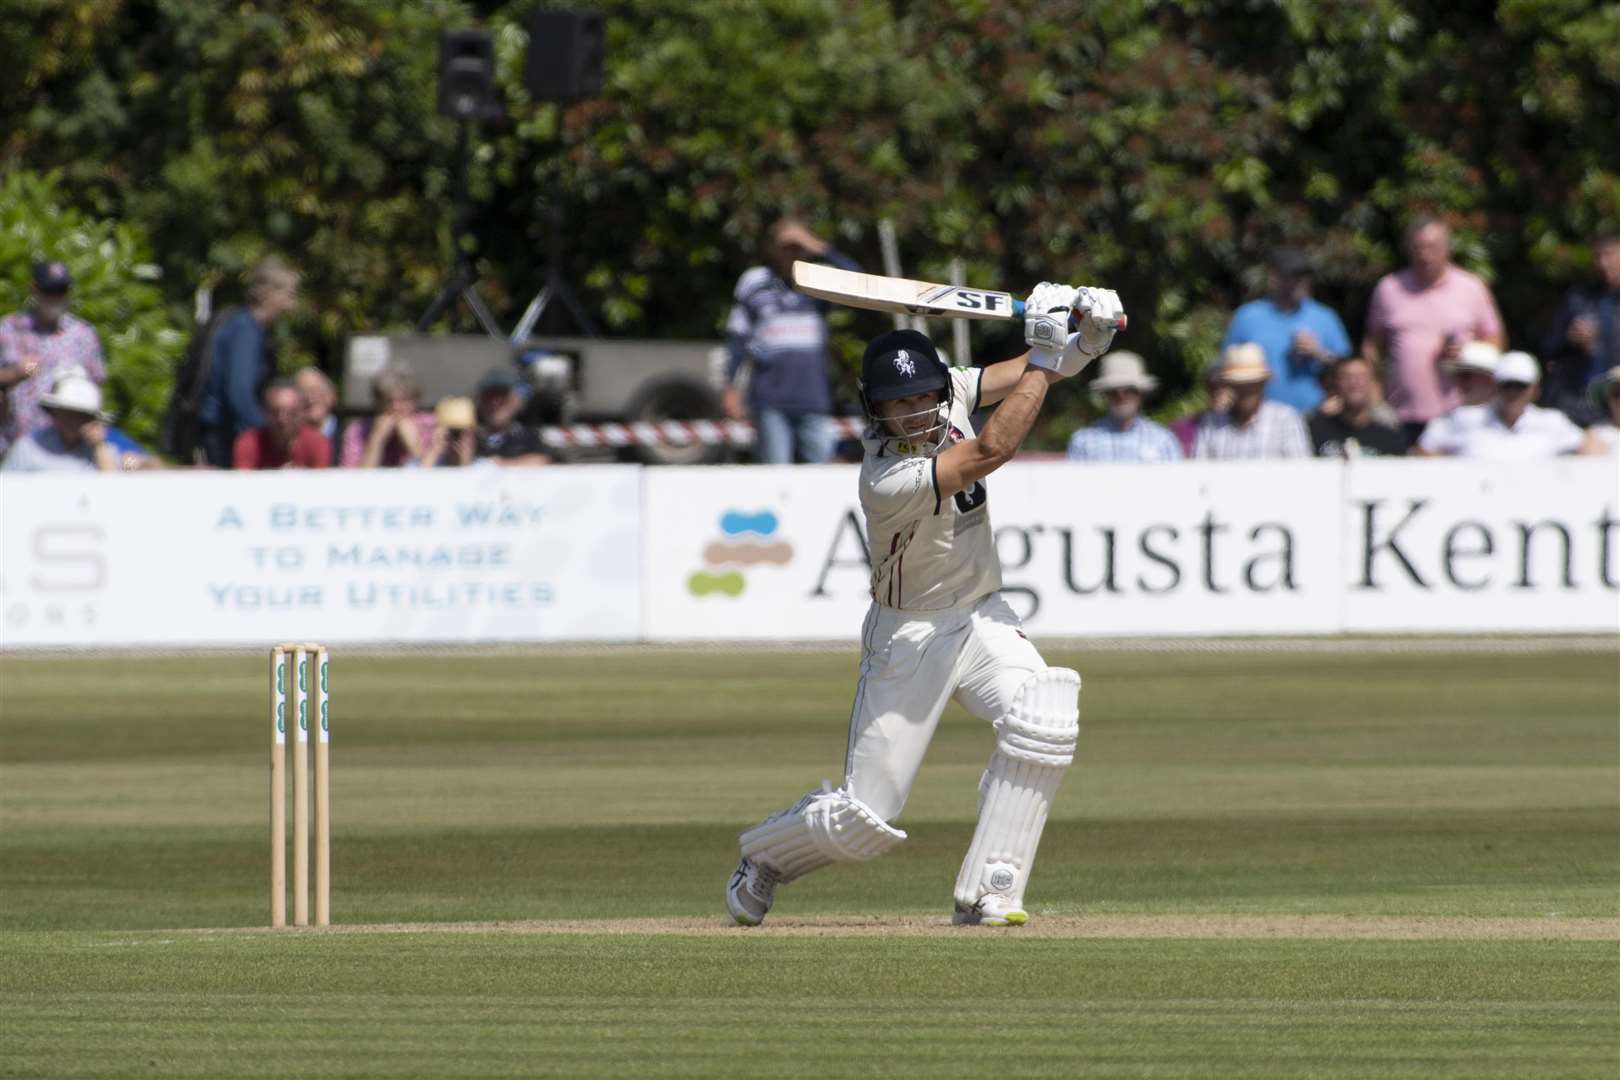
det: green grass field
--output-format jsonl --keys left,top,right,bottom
{"left": 2, "top": 645, "right": 1617, "bottom": 1078}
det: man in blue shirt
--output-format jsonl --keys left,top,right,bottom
{"left": 723, "top": 220, "right": 858, "bottom": 464}
{"left": 1065, "top": 351, "right": 1181, "bottom": 463}
{"left": 1221, "top": 247, "right": 1351, "bottom": 414}
{"left": 196, "top": 256, "right": 299, "bottom": 467}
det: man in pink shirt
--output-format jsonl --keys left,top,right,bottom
{"left": 1362, "top": 217, "right": 1506, "bottom": 441}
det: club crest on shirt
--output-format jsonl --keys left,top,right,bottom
{"left": 893, "top": 350, "right": 915, "bottom": 377}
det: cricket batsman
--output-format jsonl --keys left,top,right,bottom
{"left": 726, "top": 281, "right": 1126, "bottom": 926}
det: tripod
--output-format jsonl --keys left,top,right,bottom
{"left": 510, "top": 201, "right": 600, "bottom": 341}
{"left": 416, "top": 122, "right": 503, "bottom": 337}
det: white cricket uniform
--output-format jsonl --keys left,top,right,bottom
{"left": 845, "top": 367, "right": 1047, "bottom": 821}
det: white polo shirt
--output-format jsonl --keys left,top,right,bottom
{"left": 1418, "top": 403, "right": 1584, "bottom": 461}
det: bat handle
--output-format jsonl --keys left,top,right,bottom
{"left": 1016, "top": 300, "right": 1127, "bottom": 333}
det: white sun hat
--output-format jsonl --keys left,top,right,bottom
{"left": 38, "top": 371, "right": 109, "bottom": 420}
{"left": 1493, "top": 351, "right": 1540, "bottom": 385}
{"left": 1445, "top": 340, "right": 1500, "bottom": 375}
{"left": 1089, "top": 351, "right": 1158, "bottom": 393}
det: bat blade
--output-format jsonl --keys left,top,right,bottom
{"left": 792, "top": 261, "right": 1026, "bottom": 321}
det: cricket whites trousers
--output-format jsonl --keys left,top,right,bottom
{"left": 843, "top": 592, "right": 1046, "bottom": 821}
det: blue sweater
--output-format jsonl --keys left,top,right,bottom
{"left": 198, "top": 308, "right": 268, "bottom": 437}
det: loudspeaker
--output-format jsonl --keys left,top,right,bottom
{"left": 525, "top": 10, "right": 604, "bottom": 101}
{"left": 438, "top": 29, "right": 499, "bottom": 120}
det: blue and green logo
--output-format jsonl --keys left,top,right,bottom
{"left": 687, "top": 509, "right": 792, "bottom": 598}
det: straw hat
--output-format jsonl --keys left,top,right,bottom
{"left": 1219, "top": 342, "right": 1271, "bottom": 384}
{"left": 1089, "top": 351, "right": 1158, "bottom": 393}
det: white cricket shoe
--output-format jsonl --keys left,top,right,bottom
{"left": 952, "top": 896, "right": 1028, "bottom": 927}
{"left": 725, "top": 857, "right": 781, "bottom": 926}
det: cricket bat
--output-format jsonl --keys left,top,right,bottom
{"left": 792, "top": 261, "right": 1126, "bottom": 330}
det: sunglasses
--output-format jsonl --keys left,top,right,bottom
{"left": 1497, "top": 381, "right": 1532, "bottom": 393}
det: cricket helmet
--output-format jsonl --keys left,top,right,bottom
{"left": 858, "top": 329, "right": 953, "bottom": 454}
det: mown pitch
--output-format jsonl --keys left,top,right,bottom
{"left": 2, "top": 645, "right": 1616, "bottom": 1078}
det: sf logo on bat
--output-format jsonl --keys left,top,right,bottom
{"left": 910, "top": 286, "right": 1009, "bottom": 315}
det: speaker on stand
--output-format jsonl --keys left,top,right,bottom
{"left": 512, "top": 10, "right": 605, "bottom": 339}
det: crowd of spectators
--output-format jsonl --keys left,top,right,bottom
{"left": 1067, "top": 222, "right": 1620, "bottom": 465}
{"left": 0, "top": 219, "right": 1615, "bottom": 474}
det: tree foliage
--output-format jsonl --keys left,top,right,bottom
{"left": 5, "top": 0, "right": 1617, "bottom": 442}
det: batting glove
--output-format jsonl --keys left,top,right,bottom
{"left": 1022, "top": 282, "right": 1081, "bottom": 353}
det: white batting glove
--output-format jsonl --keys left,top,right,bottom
{"left": 1072, "top": 286, "right": 1126, "bottom": 359}
{"left": 1022, "top": 282, "right": 1081, "bottom": 353}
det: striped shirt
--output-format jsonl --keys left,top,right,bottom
{"left": 1066, "top": 416, "right": 1183, "bottom": 463}
{"left": 725, "top": 251, "right": 858, "bottom": 414}
{"left": 1194, "top": 401, "right": 1312, "bottom": 460}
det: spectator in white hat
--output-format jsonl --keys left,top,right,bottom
{"left": 1417, "top": 351, "right": 1602, "bottom": 459}
{"left": 1065, "top": 352, "right": 1182, "bottom": 463}
{"left": 1582, "top": 365, "right": 1620, "bottom": 455}
{"left": 0, "top": 260, "right": 107, "bottom": 458}
{"left": 1193, "top": 343, "right": 1312, "bottom": 460}
{"left": 1445, "top": 340, "right": 1501, "bottom": 407}
{"left": 0, "top": 370, "right": 120, "bottom": 472}
{"left": 1411, "top": 341, "right": 1499, "bottom": 455}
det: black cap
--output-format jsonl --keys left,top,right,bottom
{"left": 1268, "top": 247, "right": 1312, "bottom": 277}
{"left": 860, "top": 329, "right": 947, "bottom": 402}
{"left": 475, "top": 367, "right": 520, "bottom": 394}
{"left": 33, "top": 261, "right": 72, "bottom": 291}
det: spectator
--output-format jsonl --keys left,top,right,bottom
{"left": 1, "top": 371, "right": 120, "bottom": 472}
{"left": 722, "top": 218, "right": 858, "bottom": 464}
{"left": 1582, "top": 365, "right": 1620, "bottom": 455}
{"left": 1194, "top": 343, "right": 1312, "bottom": 460}
{"left": 424, "top": 397, "right": 477, "bottom": 467}
{"left": 294, "top": 366, "right": 340, "bottom": 444}
{"left": 0, "top": 261, "right": 106, "bottom": 458}
{"left": 1411, "top": 342, "right": 1499, "bottom": 455}
{"left": 1065, "top": 352, "right": 1181, "bottom": 462}
{"left": 1418, "top": 352, "right": 1601, "bottom": 460}
{"left": 1170, "top": 359, "right": 1233, "bottom": 457}
{"left": 1362, "top": 216, "right": 1506, "bottom": 442}
{"left": 1307, "top": 357, "right": 1408, "bottom": 458}
{"left": 340, "top": 363, "right": 437, "bottom": 468}
{"left": 232, "top": 379, "right": 331, "bottom": 470}
{"left": 1541, "top": 231, "right": 1620, "bottom": 424}
{"left": 468, "top": 368, "right": 550, "bottom": 466}
{"left": 1221, "top": 247, "right": 1351, "bottom": 413}
{"left": 196, "top": 256, "right": 300, "bottom": 466}
{"left": 1445, "top": 341, "right": 1502, "bottom": 407}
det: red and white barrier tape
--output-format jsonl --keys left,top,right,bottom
{"left": 538, "top": 416, "right": 867, "bottom": 449}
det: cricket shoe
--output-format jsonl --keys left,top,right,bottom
{"left": 952, "top": 896, "right": 1028, "bottom": 927}
{"left": 725, "top": 857, "right": 781, "bottom": 926}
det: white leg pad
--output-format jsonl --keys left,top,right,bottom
{"left": 740, "top": 787, "right": 907, "bottom": 883}
{"left": 953, "top": 667, "right": 1079, "bottom": 914}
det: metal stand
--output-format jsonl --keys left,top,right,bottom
{"left": 417, "top": 123, "right": 504, "bottom": 337}
{"left": 510, "top": 202, "right": 600, "bottom": 340}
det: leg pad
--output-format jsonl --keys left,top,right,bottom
{"left": 954, "top": 667, "right": 1080, "bottom": 914}
{"left": 740, "top": 787, "right": 907, "bottom": 883}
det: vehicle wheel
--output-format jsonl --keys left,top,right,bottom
{"left": 623, "top": 375, "right": 729, "bottom": 465}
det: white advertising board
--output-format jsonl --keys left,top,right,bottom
{"left": 643, "top": 460, "right": 1346, "bottom": 639}
{"left": 0, "top": 466, "right": 641, "bottom": 647}
{"left": 642, "top": 458, "right": 1618, "bottom": 641}
{"left": 1341, "top": 457, "right": 1620, "bottom": 632}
